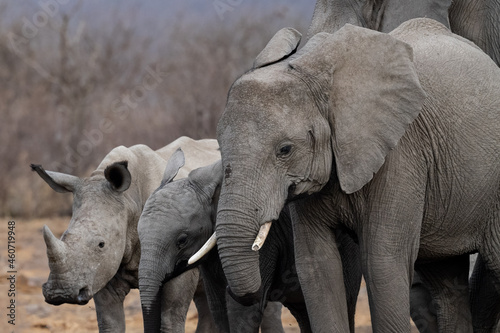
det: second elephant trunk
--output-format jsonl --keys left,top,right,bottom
{"left": 139, "top": 243, "right": 170, "bottom": 333}
{"left": 140, "top": 279, "right": 162, "bottom": 333}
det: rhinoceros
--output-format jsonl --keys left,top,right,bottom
{"left": 31, "top": 136, "right": 220, "bottom": 332}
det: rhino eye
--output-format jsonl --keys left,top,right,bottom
{"left": 98, "top": 242, "right": 105, "bottom": 248}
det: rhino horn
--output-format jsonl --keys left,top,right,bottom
{"left": 43, "top": 225, "right": 66, "bottom": 264}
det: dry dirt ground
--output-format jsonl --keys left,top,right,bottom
{"left": 0, "top": 218, "right": 418, "bottom": 332}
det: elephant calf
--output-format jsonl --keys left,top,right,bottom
{"left": 32, "top": 136, "right": 220, "bottom": 332}
{"left": 137, "top": 149, "right": 363, "bottom": 333}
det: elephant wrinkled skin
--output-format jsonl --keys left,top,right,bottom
{"left": 215, "top": 19, "right": 500, "bottom": 333}
{"left": 308, "top": 0, "right": 500, "bottom": 66}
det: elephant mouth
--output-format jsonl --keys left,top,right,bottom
{"left": 161, "top": 259, "right": 192, "bottom": 284}
{"left": 43, "top": 283, "right": 93, "bottom": 305}
{"left": 286, "top": 187, "right": 309, "bottom": 203}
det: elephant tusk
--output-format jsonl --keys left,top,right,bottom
{"left": 252, "top": 221, "right": 272, "bottom": 251}
{"left": 188, "top": 232, "right": 217, "bottom": 265}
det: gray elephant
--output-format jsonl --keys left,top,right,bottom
{"left": 308, "top": 1, "right": 500, "bottom": 330}
{"left": 308, "top": 0, "right": 500, "bottom": 66}
{"left": 137, "top": 150, "right": 362, "bottom": 332}
{"left": 213, "top": 18, "right": 500, "bottom": 333}
{"left": 31, "top": 137, "right": 220, "bottom": 332}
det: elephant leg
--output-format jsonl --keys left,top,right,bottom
{"left": 475, "top": 210, "right": 500, "bottom": 332}
{"left": 470, "top": 254, "right": 500, "bottom": 332}
{"left": 413, "top": 255, "right": 472, "bottom": 333}
{"left": 160, "top": 269, "right": 199, "bottom": 333}
{"left": 288, "top": 202, "right": 350, "bottom": 333}
{"left": 410, "top": 270, "right": 439, "bottom": 333}
{"left": 199, "top": 260, "right": 230, "bottom": 332}
{"left": 192, "top": 278, "right": 218, "bottom": 333}
{"left": 93, "top": 275, "right": 131, "bottom": 333}
{"left": 260, "top": 302, "right": 285, "bottom": 333}
{"left": 224, "top": 297, "right": 283, "bottom": 332}
{"left": 225, "top": 290, "right": 262, "bottom": 333}
{"left": 360, "top": 170, "right": 426, "bottom": 332}
{"left": 285, "top": 302, "right": 312, "bottom": 333}
{"left": 361, "top": 248, "right": 417, "bottom": 332}
{"left": 336, "top": 227, "right": 362, "bottom": 333}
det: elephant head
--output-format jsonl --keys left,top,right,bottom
{"left": 138, "top": 150, "right": 221, "bottom": 331}
{"left": 215, "top": 26, "right": 425, "bottom": 299}
{"left": 31, "top": 161, "right": 134, "bottom": 305}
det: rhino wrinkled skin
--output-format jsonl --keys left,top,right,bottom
{"left": 32, "top": 136, "right": 220, "bottom": 332}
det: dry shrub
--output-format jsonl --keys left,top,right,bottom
{"left": 0, "top": 2, "right": 309, "bottom": 217}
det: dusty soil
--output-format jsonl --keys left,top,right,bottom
{"left": 0, "top": 218, "right": 417, "bottom": 332}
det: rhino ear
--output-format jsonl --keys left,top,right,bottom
{"left": 161, "top": 148, "right": 185, "bottom": 186}
{"left": 290, "top": 25, "right": 425, "bottom": 194}
{"left": 188, "top": 160, "right": 222, "bottom": 202}
{"left": 31, "top": 164, "right": 80, "bottom": 193}
{"left": 253, "top": 27, "right": 302, "bottom": 69}
{"left": 104, "top": 161, "right": 131, "bottom": 193}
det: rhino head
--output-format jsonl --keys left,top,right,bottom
{"left": 32, "top": 162, "right": 136, "bottom": 305}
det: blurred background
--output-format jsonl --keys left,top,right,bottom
{"left": 1, "top": 0, "right": 314, "bottom": 218}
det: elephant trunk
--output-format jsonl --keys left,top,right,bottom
{"left": 216, "top": 200, "right": 263, "bottom": 300}
{"left": 140, "top": 281, "right": 162, "bottom": 333}
{"left": 215, "top": 159, "right": 287, "bottom": 302}
{"left": 139, "top": 243, "right": 171, "bottom": 333}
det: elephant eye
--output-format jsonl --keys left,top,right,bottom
{"left": 277, "top": 144, "right": 293, "bottom": 157}
{"left": 98, "top": 242, "right": 105, "bottom": 249}
{"left": 177, "top": 234, "right": 188, "bottom": 249}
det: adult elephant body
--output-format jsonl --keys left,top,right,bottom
{"left": 308, "top": 0, "right": 500, "bottom": 330}
{"left": 215, "top": 19, "right": 500, "bottom": 332}
{"left": 308, "top": 0, "right": 500, "bottom": 66}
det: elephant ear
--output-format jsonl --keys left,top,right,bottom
{"left": 188, "top": 160, "right": 223, "bottom": 203}
{"left": 31, "top": 164, "right": 81, "bottom": 193}
{"left": 289, "top": 25, "right": 426, "bottom": 194}
{"left": 253, "top": 27, "right": 302, "bottom": 69}
{"left": 161, "top": 148, "right": 185, "bottom": 186}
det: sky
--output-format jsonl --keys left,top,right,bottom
{"left": 9, "top": 0, "right": 316, "bottom": 25}
{"left": 3, "top": 0, "right": 317, "bottom": 51}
